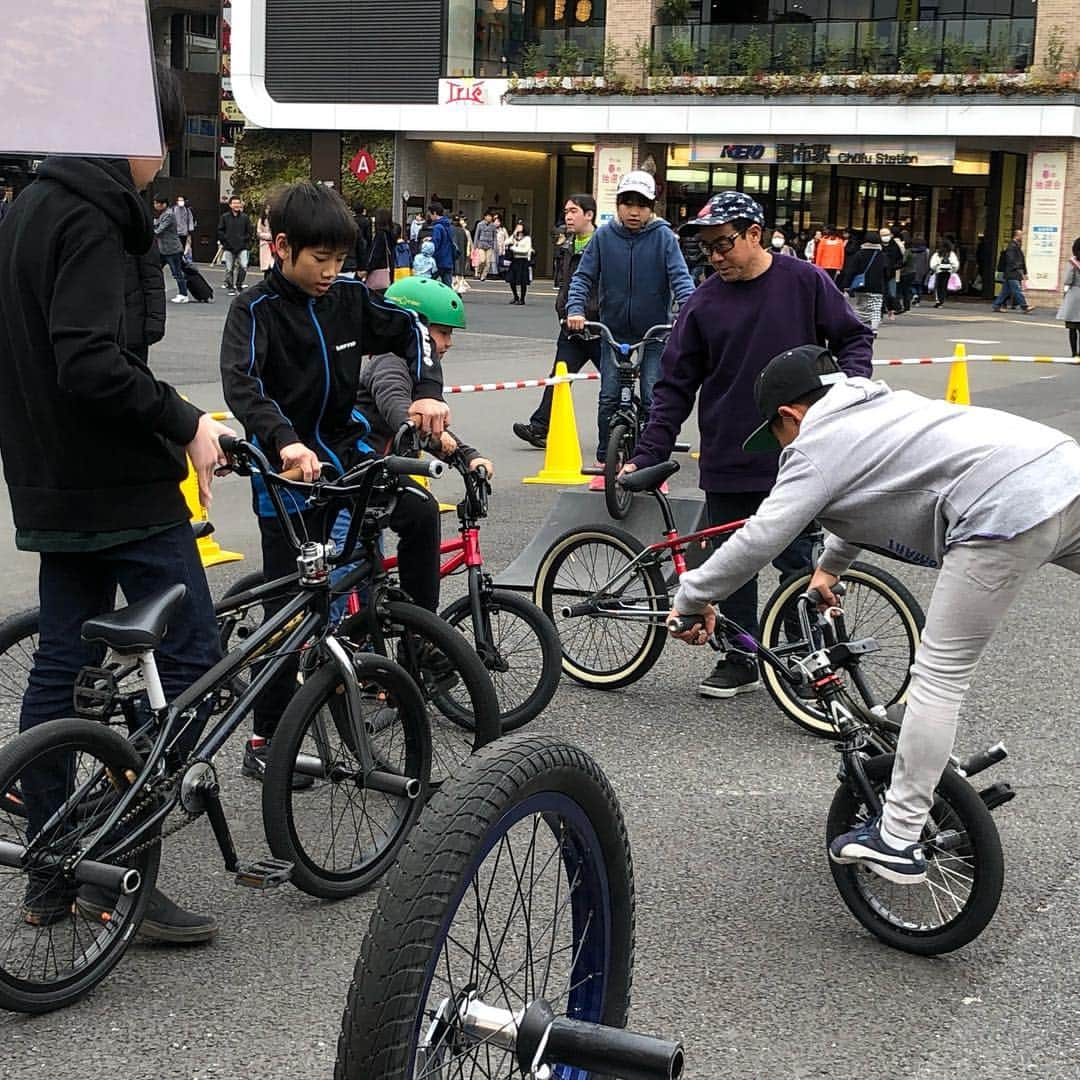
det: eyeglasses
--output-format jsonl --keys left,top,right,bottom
{"left": 698, "top": 229, "right": 747, "bottom": 256}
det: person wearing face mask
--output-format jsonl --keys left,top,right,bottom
{"left": 173, "top": 194, "right": 196, "bottom": 260}
{"left": 770, "top": 229, "right": 796, "bottom": 258}
{"left": 620, "top": 191, "right": 873, "bottom": 698}
{"left": 879, "top": 226, "right": 905, "bottom": 321}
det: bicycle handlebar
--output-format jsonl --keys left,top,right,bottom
{"left": 565, "top": 319, "right": 672, "bottom": 358}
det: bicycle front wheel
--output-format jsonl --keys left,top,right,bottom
{"left": 604, "top": 421, "right": 635, "bottom": 520}
{"left": 0, "top": 718, "right": 160, "bottom": 1013}
{"left": 440, "top": 589, "right": 561, "bottom": 732}
{"left": 759, "top": 562, "right": 924, "bottom": 737}
{"left": 535, "top": 524, "right": 668, "bottom": 689}
{"left": 263, "top": 655, "right": 430, "bottom": 898}
{"left": 827, "top": 753, "right": 1004, "bottom": 955}
{"left": 335, "top": 733, "right": 635, "bottom": 1079}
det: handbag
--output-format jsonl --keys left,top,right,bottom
{"left": 847, "top": 250, "right": 877, "bottom": 293}
{"left": 497, "top": 254, "right": 512, "bottom": 272}
{"left": 366, "top": 268, "right": 392, "bottom": 291}
{"left": 947, "top": 272, "right": 962, "bottom": 293}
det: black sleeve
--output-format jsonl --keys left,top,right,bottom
{"left": 219, "top": 295, "right": 302, "bottom": 456}
{"left": 140, "top": 250, "right": 167, "bottom": 347}
{"left": 216, "top": 212, "right": 227, "bottom": 245}
{"left": 49, "top": 209, "right": 200, "bottom": 444}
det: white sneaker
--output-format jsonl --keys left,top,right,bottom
{"left": 171, "top": 294, "right": 190, "bottom": 304}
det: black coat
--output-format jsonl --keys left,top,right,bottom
{"left": 217, "top": 209, "right": 253, "bottom": 253}
{"left": 555, "top": 236, "right": 599, "bottom": 322}
{"left": 123, "top": 249, "right": 166, "bottom": 354}
{"left": 365, "top": 227, "right": 395, "bottom": 273}
{"left": 0, "top": 157, "right": 200, "bottom": 533}
{"left": 839, "top": 245, "right": 887, "bottom": 294}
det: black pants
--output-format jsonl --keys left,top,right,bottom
{"left": 934, "top": 270, "right": 951, "bottom": 304}
{"left": 19, "top": 524, "right": 222, "bottom": 839}
{"left": 1068, "top": 323, "right": 1080, "bottom": 357}
{"left": 508, "top": 258, "right": 530, "bottom": 302}
{"left": 705, "top": 491, "right": 817, "bottom": 642}
{"left": 253, "top": 481, "right": 440, "bottom": 737}
{"left": 528, "top": 330, "right": 603, "bottom": 434}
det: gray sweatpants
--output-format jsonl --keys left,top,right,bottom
{"left": 884, "top": 494, "right": 1080, "bottom": 841}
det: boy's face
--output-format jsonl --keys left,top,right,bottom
{"left": 617, "top": 196, "right": 652, "bottom": 231}
{"left": 153, "top": 200, "right": 166, "bottom": 213}
{"left": 563, "top": 201, "right": 593, "bottom": 236}
{"left": 274, "top": 237, "right": 347, "bottom": 297}
{"left": 428, "top": 324, "right": 453, "bottom": 358}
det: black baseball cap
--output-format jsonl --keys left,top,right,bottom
{"left": 743, "top": 346, "right": 846, "bottom": 452}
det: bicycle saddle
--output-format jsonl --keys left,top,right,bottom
{"left": 619, "top": 460, "right": 680, "bottom": 493}
{"left": 81, "top": 584, "right": 188, "bottom": 653}
{"left": 190, "top": 520, "right": 215, "bottom": 540}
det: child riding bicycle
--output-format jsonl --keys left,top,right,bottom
{"left": 220, "top": 181, "right": 451, "bottom": 783}
{"left": 668, "top": 344, "right": 1080, "bottom": 885}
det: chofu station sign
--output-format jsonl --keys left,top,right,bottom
{"left": 691, "top": 138, "right": 955, "bottom": 167}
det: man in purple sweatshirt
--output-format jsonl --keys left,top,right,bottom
{"left": 625, "top": 192, "right": 874, "bottom": 698}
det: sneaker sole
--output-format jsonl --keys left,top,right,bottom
{"left": 698, "top": 680, "right": 763, "bottom": 699}
{"left": 828, "top": 849, "right": 927, "bottom": 885}
{"left": 75, "top": 899, "right": 219, "bottom": 944}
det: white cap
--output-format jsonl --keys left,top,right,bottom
{"left": 616, "top": 170, "right": 656, "bottom": 201}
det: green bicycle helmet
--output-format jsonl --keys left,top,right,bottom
{"left": 383, "top": 276, "right": 467, "bottom": 330}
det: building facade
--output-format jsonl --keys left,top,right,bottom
{"left": 231, "top": 0, "right": 1080, "bottom": 300}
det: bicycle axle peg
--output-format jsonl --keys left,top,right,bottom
{"left": 956, "top": 742, "right": 1007, "bottom": 778}
{"left": 0, "top": 840, "right": 141, "bottom": 895}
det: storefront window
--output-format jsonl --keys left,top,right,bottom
{"left": 472, "top": 0, "right": 606, "bottom": 76}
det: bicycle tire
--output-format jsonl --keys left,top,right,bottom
{"left": 439, "top": 589, "right": 561, "bottom": 732}
{"left": 534, "top": 524, "right": 668, "bottom": 689}
{"left": 335, "top": 732, "right": 635, "bottom": 1080}
{"left": 759, "top": 562, "right": 924, "bottom": 738}
{"left": 0, "top": 718, "right": 160, "bottom": 1013}
{"left": 344, "top": 600, "right": 501, "bottom": 786}
{"left": 217, "top": 570, "right": 270, "bottom": 652}
{"left": 827, "top": 753, "right": 1004, "bottom": 955}
{"left": 0, "top": 608, "right": 39, "bottom": 753}
{"left": 263, "top": 655, "right": 431, "bottom": 899}
{"left": 604, "top": 421, "right": 635, "bottom": 520}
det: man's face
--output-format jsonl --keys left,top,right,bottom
{"left": 697, "top": 223, "right": 763, "bottom": 281}
{"left": 274, "top": 238, "right": 347, "bottom": 297}
{"left": 483, "top": 213, "right": 492, "bottom": 223}
{"left": 429, "top": 324, "right": 454, "bottom": 358}
{"left": 153, "top": 200, "right": 166, "bottom": 213}
{"left": 563, "top": 201, "right": 593, "bottom": 236}
{"left": 1014, "top": 231, "right": 1023, "bottom": 244}
{"left": 230, "top": 198, "right": 242, "bottom": 213}
{"left": 616, "top": 196, "right": 652, "bottom": 232}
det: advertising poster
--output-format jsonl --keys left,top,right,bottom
{"left": 1027, "top": 152, "right": 1068, "bottom": 290}
{"left": 595, "top": 145, "right": 634, "bottom": 224}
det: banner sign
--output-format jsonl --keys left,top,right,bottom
{"left": 1026, "top": 152, "right": 1067, "bottom": 291}
{"left": 691, "top": 138, "right": 955, "bottom": 167}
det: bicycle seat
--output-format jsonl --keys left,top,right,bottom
{"left": 620, "top": 460, "right": 680, "bottom": 493}
{"left": 190, "top": 520, "right": 215, "bottom": 540}
{"left": 81, "top": 584, "right": 188, "bottom": 653}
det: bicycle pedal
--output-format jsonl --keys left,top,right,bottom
{"left": 978, "top": 781, "right": 1016, "bottom": 812}
{"left": 73, "top": 664, "right": 121, "bottom": 720}
{"left": 234, "top": 858, "right": 294, "bottom": 890}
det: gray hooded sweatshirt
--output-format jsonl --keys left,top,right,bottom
{"left": 674, "top": 377, "right": 1080, "bottom": 613}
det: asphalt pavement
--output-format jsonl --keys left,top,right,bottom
{"left": 1, "top": 267, "right": 1079, "bottom": 1079}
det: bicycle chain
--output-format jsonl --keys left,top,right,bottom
{"left": 112, "top": 764, "right": 200, "bottom": 861}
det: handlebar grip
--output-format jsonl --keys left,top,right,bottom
{"left": 219, "top": 434, "right": 242, "bottom": 454}
{"left": 806, "top": 587, "right": 826, "bottom": 606}
{"left": 666, "top": 613, "right": 705, "bottom": 635}
{"left": 543, "top": 1018, "right": 684, "bottom": 1080}
{"left": 279, "top": 466, "right": 306, "bottom": 482}
{"left": 383, "top": 455, "right": 445, "bottom": 479}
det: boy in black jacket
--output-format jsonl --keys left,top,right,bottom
{"left": 0, "top": 65, "right": 229, "bottom": 939}
{"left": 220, "top": 181, "right": 450, "bottom": 780}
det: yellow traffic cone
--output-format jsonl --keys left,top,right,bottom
{"left": 181, "top": 457, "right": 244, "bottom": 567}
{"left": 410, "top": 452, "right": 456, "bottom": 513}
{"left": 944, "top": 342, "right": 970, "bottom": 406}
{"left": 523, "top": 362, "right": 589, "bottom": 486}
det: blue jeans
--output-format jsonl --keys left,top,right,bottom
{"left": 19, "top": 524, "right": 222, "bottom": 838}
{"left": 437, "top": 267, "right": 453, "bottom": 287}
{"left": 705, "top": 491, "right": 817, "bottom": 642}
{"left": 993, "top": 278, "right": 1027, "bottom": 310}
{"left": 597, "top": 338, "right": 663, "bottom": 462}
{"left": 164, "top": 251, "right": 188, "bottom": 296}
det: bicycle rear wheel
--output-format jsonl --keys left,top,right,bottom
{"left": 827, "top": 753, "right": 1003, "bottom": 955}
{"left": 759, "top": 562, "right": 924, "bottom": 737}
{"left": 335, "top": 733, "right": 635, "bottom": 1079}
{"left": 0, "top": 718, "right": 160, "bottom": 1013}
{"left": 263, "top": 655, "right": 430, "bottom": 898}
{"left": 0, "top": 608, "right": 38, "bottom": 755}
{"left": 439, "top": 589, "right": 561, "bottom": 731}
{"left": 604, "top": 421, "right": 634, "bottom": 520}
{"left": 534, "top": 524, "right": 668, "bottom": 689}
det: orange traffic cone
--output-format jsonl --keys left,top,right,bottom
{"left": 523, "top": 362, "right": 589, "bottom": 486}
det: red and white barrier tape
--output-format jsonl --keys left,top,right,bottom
{"left": 876, "top": 355, "right": 1080, "bottom": 366}
{"left": 444, "top": 372, "right": 600, "bottom": 394}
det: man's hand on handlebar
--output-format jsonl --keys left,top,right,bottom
{"left": 469, "top": 456, "right": 495, "bottom": 480}
{"left": 279, "top": 441, "right": 321, "bottom": 483}
{"left": 564, "top": 314, "right": 586, "bottom": 332}
{"left": 665, "top": 605, "right": 716, "bottom": 645}
{"left": 409, "top": 397, "right": 451, "bottom": 438}
{"left": 617, "top": 462, "right": 637, "bottom": 481}
{"left": 808, "top": 568, "right": 841, "bottom": 609}
{"left": 186, "top": 414, "right": 237, "bottom": 509}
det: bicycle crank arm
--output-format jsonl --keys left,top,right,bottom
{"left": 0, "top": 839, "right": 141, "bottom": 894}
{"left": 290, "top": 755, "right": 422, "bottom": 799}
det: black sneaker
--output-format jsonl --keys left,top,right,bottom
{"left": 398, "top": 641, "right": 460, "bottom": 695}
{"left": 24, "top": 873, "right": 75, "bottom": 927}
{"left": 241, "top": 741, "right": 315, "bottom": 790}
{"left": 698, "top": 655, "right": 762, "bottom": 698}
{"left": 78, "top": 885, "right": 218, "bottom": 944}
{"left": 512, "top": 422, "right": 547, "bottom": 449}
{"left": 829, "top": 815, "right": 927, "bottom": 885}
